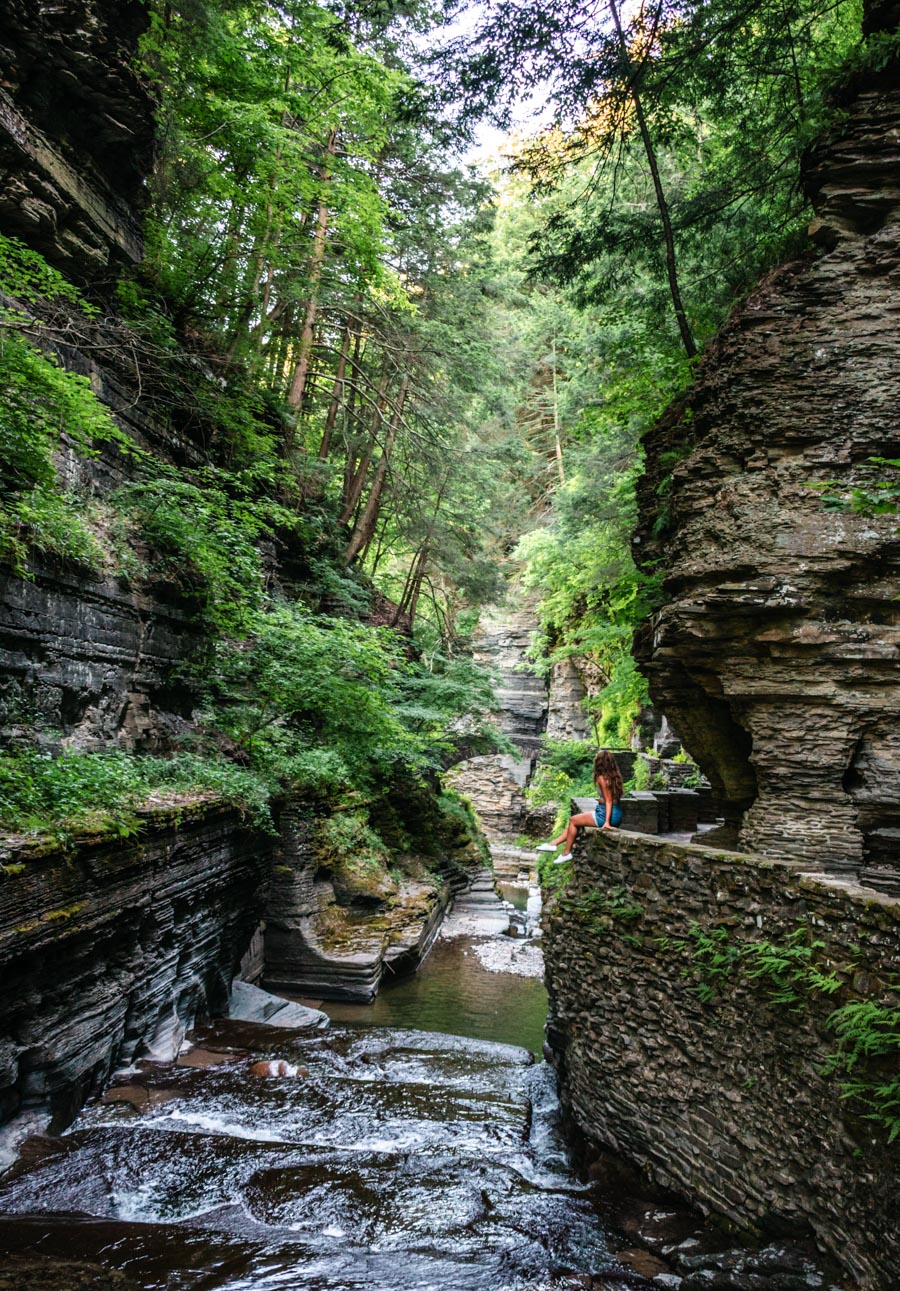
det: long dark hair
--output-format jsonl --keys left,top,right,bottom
{"left": 593, "top": 749, "right": 623, "bottom": 804}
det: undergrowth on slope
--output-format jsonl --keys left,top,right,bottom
{"left": 0, "top": 748, "right": 274, "bottom": 844}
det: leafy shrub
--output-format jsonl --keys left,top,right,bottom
{"left": 0, "top": 748, "right": 273, "bottom": 842}
{"left": 632, "top": 757, "right": 650, "bottom": 791}
{"left": 528, "top": 738, "right": 596, "bottom": 823}
{"left": 0, "top": 236, "right": 130, "bottom": 570}
{"left": 112, "top": 465, "right": 313, "bottom": 632}
{"left": 314, "top": 811, "right": 398, "bottom": 904}
{"left": 199, "top": 601, "right": 417, "bottom": 794}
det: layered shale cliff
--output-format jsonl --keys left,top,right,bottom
{"left": 0, "top": 0, "right": 207, "bottom": 754}
{"left": 635, "top": 20, "right": 900, "bottom": 891}
{"left": 0, "top": 803, "right": 273, "bottom": 1147}
{"left": 0, "top": 0, "right": 153, "bottom": 282}
{"left": 544, "top": 11, "right": 900, "bottom": 1288}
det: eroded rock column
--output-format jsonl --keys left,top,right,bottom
{"left": 636, "top": 39, "right": 900, "bottom": 885}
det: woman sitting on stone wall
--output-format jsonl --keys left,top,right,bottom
{"left": 537, "top": 749, "right": 623, "bottom": 863}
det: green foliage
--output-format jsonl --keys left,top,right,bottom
{"left": 113, "top": 468, "right": 306, "bottom": 632}
{"left": 0, "top": 232, "right": 86, "bottom": 310}
{"left": 0, "top": 748, "right": 274, "bottom": 843}
{"left": 199, "top": 601, "right": 416, "bottom": 794}
{"left": 555, "top": 884, "right": 644, "bottom": 935}
{"left": 314, "top": 810, "right": 400, "bottom": 903}
{"left": 665, "top": 922, "right": 842, "bottom": 1007}
{"left": 434, "top": 789, "right": 490, "bottom": 863}
{"left": 393, "top": 649, "right": 510, "bottom": 761}
{"left": 0, "top": 237, "right": 124, "bottom": 567}
{"left": 528, "top": 738, "right": 597, "bottom": 833}
{"left": 820, "top": 457, "right": 900, "bottom": 523}
{"left": 537, "top": 849, "right": 571, "bottom": 892}
{"left": 316, "top": 811, "right": 392, "bottom": 870}
{"left": 823, "top": 999, "right": 900, "bottom": 1143}
{"left": 0, "top": 233, "right": 129, "bottom": 570}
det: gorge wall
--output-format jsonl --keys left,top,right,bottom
{"left": 260, "top": 795, "right": 486, "bottom": 1003}
{"left": 0, "top": 0, "right": 477, "bottom": 1146}
{"left": 0, "top": 0, "right": 210, "bottom": 755}
{"left": 0, "top": 802, "right": 273, "bottom": 1144}
{"left": 542, "top": 9, "right": 900, "bottom": 1289}
{"left": 635, "top": 7, "right": 900, "bottom": 892}
{"left": 0, "top": 0, "right": 153, "bottom": 282}
{"left": 543, "top": 830, "right": 900, "bottom": 1289}
{"left": 447, "top": 602, "right": 590, "bottom": 843}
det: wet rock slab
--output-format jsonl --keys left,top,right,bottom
{"left": 0, "top": 1020, "right": 634, "bottom": 1291}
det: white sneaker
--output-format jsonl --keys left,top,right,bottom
{"left": 555, "top": 852, "right": 573, "bottom": 864}
{"left": 535, "top": 843, "right": 557, "bottom": 853}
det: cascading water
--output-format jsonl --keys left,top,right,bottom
{"left": 0, "top": 873, "right": 638, "bottom": 1290}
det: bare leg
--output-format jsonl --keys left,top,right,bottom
{"left": 553, "top": 812, "right": 596, "bottom": 853}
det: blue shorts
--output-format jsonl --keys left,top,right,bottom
{"left": 594, "top": 803, "right": 623, "bottom": 828}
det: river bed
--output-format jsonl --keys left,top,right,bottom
{"left": 0, "top": 869, "right": 644, "bottom": 1291}
{"left": 324, "top": 872, "right": 548, "bottom": 1057}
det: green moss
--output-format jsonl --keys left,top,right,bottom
{"left": 43, "top": 902, "right": 84, "bottom": 923}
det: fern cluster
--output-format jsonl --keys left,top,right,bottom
{"left": 656, "top": 919, "right": 899, "bottom": 1142}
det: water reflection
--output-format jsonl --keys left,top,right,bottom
{"left": 324, "top": 934, "right": 548, "bottom": 1058}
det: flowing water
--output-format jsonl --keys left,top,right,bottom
{"left": 0, "top": 873, "right": 636, "bottom": 1291}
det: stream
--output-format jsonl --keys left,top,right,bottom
{"left": 0, "top": 871, "right": 638, "bottom": 1291}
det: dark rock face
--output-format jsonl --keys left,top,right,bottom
{"left": 636, "top": 51, "right": 900, "bottom": 887}
{"left": 0, "top": 558, "right": 204, "bottom": 751}
{"left": 543, "top": 828, "right": 900, "bottom": 1290}
{"left": 0, "top": 804, "right": 274, "bottom": 1135}
{"left": 0, "top": 0, "right": 154, "bottom": 279}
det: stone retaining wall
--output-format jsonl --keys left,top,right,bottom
{"left": 543, "top": 829, "right": 900, "bottom": 1289}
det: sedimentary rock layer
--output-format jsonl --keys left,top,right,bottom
{"left": 447, "top": 605, "right": 550, "bottom": 841}
{"left": 0, "top": 803, "right": 273, "bottom": 1133}
{"left": 0, "top": 0, "right": 153, "bottom": 278}
{"left": 543, "top": 828, "right": 900, "bottom": 1290}
{"left": 0, "top": 558, "right": 204, "bottom": 751}
{"left": 262, "top": 804, "right": 464, "bottom": 1002}
{"left": 636, "top": 43, "right": 900, "bottom": 885}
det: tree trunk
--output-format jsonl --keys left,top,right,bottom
{"left": 345, "top": 373, "right": 410, "bottom": 564}
{"left": 340, "top": 362, "right": 391, "bottom": 525}
{"left": 551, "top": 337, "right": 565, "bottom": 484}
{"left": 609, "top": 0, "right": 696, "bottom": 360}
{"left": 318, "top": 307, "right": 360, "bottom": 459}
{"left": 286, "top": 129, "right": 338, "bottom": 422}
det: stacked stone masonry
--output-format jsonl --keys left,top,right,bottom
{"left": 543, "top": 828, "right": 900, "bottom": 1290}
